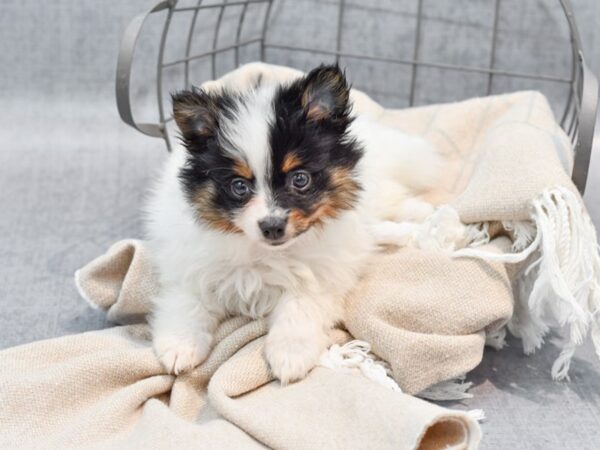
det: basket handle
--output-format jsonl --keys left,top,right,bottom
{"left": 572, "top": 53, "right": 598, "bottom": 194}
{"left": 115, "top": 0, "right": 174, "bottom": 138}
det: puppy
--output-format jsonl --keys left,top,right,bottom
{"left": 146, "top": 65, "right": 440, "bottom": 383}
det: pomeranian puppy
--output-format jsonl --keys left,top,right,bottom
{"left": 146, "top": 65, "right": 440, "bottom": 383}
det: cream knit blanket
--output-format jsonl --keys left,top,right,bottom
{"left": 0, "top": 239, "right": 482, "bottom": 449}
{"left": 2, "top": 63, "right": 599, "bottom": 449}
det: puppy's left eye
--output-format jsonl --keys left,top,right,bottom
{"left": 289, "top": 170, "right": 311, "bottom": 191}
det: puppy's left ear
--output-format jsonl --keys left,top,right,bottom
{"left": 301, "top": 65, "right": 350, "bottom": 122}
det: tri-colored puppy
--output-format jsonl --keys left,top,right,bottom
{"left": 146, "top": 65, "right": 440, "bottom": 383}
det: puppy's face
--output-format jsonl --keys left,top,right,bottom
{"left": 173, "top": 65, "right": 363, "bottom": 248}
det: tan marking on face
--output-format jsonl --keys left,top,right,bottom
{"left": 287, "top": 167, "right": 361, "bottom": 236}
{"left": 328, "top": 167, "right": 361, "bottom": 210}
{"left": 191, "top": 185, "right": 242, "bottom": 233}
{"left": 232, "top": 160, "right": 253, "bottom": 179}
{"left": 288, "top": 201, "right": 333, "bottom": 234}
{"left": 281, "top": 153, "right": 302, "bottom": 173}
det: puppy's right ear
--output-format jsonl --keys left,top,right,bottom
{"left": 172, "top": 88, "right": 217, "bottom": 142}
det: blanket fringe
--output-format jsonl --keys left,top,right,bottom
{"left": 485, "top": 328, "right": 507, "bottom": 350}
{"left": 454, "top": 187, "right": 600, "bottom": 380}
{"left": 467, "top": 409, "right": 487, "bottom": 422}
{"left": 417, "top": 375, "right": 474, "bottom": 401}
{"left": 319, "top": 340, "right": 402, "bottom": 392}
{"left": 321, "top": 341, "right": 485, "bottom": 412}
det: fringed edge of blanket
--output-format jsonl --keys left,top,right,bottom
{"left": 319, "top": 340, "right": 488, "bottom": 411}
{"left": 455, "top": 187, "right": 600, "bottom": 380}
{"left": 319, "top": 340, "right": 402, "bottom": 391}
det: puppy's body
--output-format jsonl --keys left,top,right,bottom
{"left": 146, "top": 66, "right": 439, "bottom": 381}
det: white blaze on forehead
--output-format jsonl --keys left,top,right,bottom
{"left": 219, "top": 84, "right": 278, "bottom": 202}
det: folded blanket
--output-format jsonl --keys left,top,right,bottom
{"left": 1, "top": 62, "right": 599, "bottom": 449}
{"left": 0, "top": 239, "right": 482, "bottom": 449}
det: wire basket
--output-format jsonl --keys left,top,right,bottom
{"left": 116, "top": 0, "right": 598, "bottom": 193}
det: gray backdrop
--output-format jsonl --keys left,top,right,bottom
{"left": 1, "top": 1, "right": 599, "bottom": 448}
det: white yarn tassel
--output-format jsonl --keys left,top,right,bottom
{"left": 502, "top": 220, "right": 537, "bottom": 252}
{"left": 485, "top": 328, "right": 507, "bottom": 350}
{"left": 467, "top": 409, "right": 487, "bottom": 422}
{"left": 417, "top": 376, "right": 486, "bottom": 422}
{"left": 454, "top": 187, "right": 600, "bottom": 379}
{"left": 417, "top": 375, "right": 474, "bottom": 401}
{"left": 464, "top": 222, "right": 491, "bottom": 248}
{"left": 319, "top": 340, "right": 402, "bottom": 392}
{"left": 373, "top": 206, "right": 473, "bottom": 253}
{"left": 453, "top": 227, "right": 541, "bottom": 263}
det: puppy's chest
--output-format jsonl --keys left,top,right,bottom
{"left": 199, "top": 256, "right": 317, "bottom": 318}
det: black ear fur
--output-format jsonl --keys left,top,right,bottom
{"left": 300, "top": 65, "right": 350, "bottom": 121}
{"left": 171, "top": 87, "right": 218, "bottom": 142}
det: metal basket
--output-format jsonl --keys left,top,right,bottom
{"left": 116, "top": 0, "right": 598, "bottom": 193}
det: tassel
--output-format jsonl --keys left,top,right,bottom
{"left": 485, "top": 328, "right": 507, "bottom": 350}
{"left": 417, "top": 375, "right": 474, "bottom": 401}
{"left": 373, "top": 205, "right": 471, "bottom": 252}
{"left": 454, "top": 187, "right": 600, "bottom": 379}
{"left": 453, "top": 230, "right": 540, "bottom": 263}
{"left": 467, "top": 409, "right": 486, "bottom": 423}
{"left": 319, "top": 340, "right": 402, "bottom": 392}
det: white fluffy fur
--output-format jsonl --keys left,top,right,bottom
{"left": 146, "top": 83, "right": 441, "bottom": 382}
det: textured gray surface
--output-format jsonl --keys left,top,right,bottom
{"left": 0, "top": 0, "right": 599, "bottom": 448}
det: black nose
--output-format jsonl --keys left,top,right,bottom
{"left": 258, "top": 216, "right": 287, "bottom": 241}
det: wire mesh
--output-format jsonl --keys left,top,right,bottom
{"left": 116, "top": 0, "right": 597, "bottom": 192}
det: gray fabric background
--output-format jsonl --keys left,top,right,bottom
{"left": 0, "top": 1, "right": 599, "bottom": 448}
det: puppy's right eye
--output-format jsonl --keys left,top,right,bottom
{"left": 230, "top": 178, "right": 252, "bottom": 199}
{"left": 288, "top": 170, "right": 312, "bottom": 192}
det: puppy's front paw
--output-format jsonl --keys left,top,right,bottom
{"left": 265, "top": 332, "right": 323, "bottom": 385}
{"left": 153, "top": 335, "right": 211, "bottom": 375}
